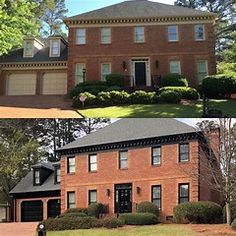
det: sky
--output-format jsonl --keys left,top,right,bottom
{"left": 65, "top": 0, "right": 176, "bottom": 17}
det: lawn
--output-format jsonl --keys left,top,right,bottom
{"left": 79, "top": 99, "right": 236, "bottom": 118}
{"left": 47, "top": 225, "right": 198, "bottom": 236}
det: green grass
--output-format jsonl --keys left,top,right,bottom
{"left": 47, "top": 225, "right": 198, "bottom": 236}
{"left": 79, "top": 99, "right": 236, "bottom": 118}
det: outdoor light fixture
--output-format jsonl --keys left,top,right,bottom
{"left": 155, "top": 60, "right": 159, "bottom": 68}
{"left": 123, "top": 61, "right": 127, "bottom": 71}
{"left": 82, "top": 68, "right": 86, "bottom": 82}
{"left": 136, "top": 186, "right": 141, "bottom": 194}
{"left": 38, "top": 222, "right": 46, "bottom": 236}
{"left": 106, "top": 189, "right": 111, "bottom": 197}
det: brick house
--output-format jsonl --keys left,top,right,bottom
{"left": 65, "top": 0, "right": 217, "bottom": 91}
{"left": 10, "top": 162, "right": 61, "bottom": 222}
{"left": 56, "top": 118, "right": 221, "bottom": 221}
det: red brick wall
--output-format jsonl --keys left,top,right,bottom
{"left": 60, "top": 141, "right": 203, "bottom": 221}
{"left": 67, "top": 23, "right": 216, "bottom": 90}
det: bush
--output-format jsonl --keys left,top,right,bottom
{"left": 97, "top": 92, "right": 112, "bottom": 106}
{"left": 72, "top": 92, "right": 97, "bottom": 108}
{"left": 161, "top": 73, "right": 188, "bottom": 87}
{"left": 159, "top": 87, "right": 200, "bottom": 100}
{"left": 130, "top": 91, "right": 157, "bottom": 104}
{"left": 174, "top": 201, "right": 223, "bottom": 224}
{"left": 60, "top": 212, "right": 88, "bottom": 218}
{"left": 106, "top": 86, "right": 122, "bottom": 91}
{"left": 106, "top": 74, "right": 125, "bottom": 87}
{"left": 64, "top": 208, "right": 88, "bottom": 214}
{"left": 159, "top": 90, "right": 181, "bottom": 104}
{"left": 87, "top": 203, "right": 107, "bottom": 218}
{"left": 202, "top": 74, "right": 236, "bottom": 98}
{"left": 109, "top": 90, "right": 131, "bottom": 105}
{"left": 231, "top": 218, "right": 236, "bottom": 230}
{"left": 137, "top": 201, "right": 159, "bottom": 217}
{"left": 119, "top": 213, "right": 158, "bottom": 225}
{"left": 102, "top": 217, "right": 124, "bottom": 229}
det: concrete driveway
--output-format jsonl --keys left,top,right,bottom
{"left": 0, "top": 222, "right": 37, "bottom": 236}
{"left": 0, "top": 95, "right": 81, "bottom": 118}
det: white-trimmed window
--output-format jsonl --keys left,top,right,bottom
{"left": 195, "top": 25, "right": 205, "bottom": 41}
{"left": 89, "top": 190, "right": 97, "bottom": 205}
{"left": 170, "top": 61, "right": 181, "bottom": 74}
{"left": 197, "top": 60, "right": 208, "bottom": 84}
{"left": 67, "top": 156, "right": 75, "bottom": 174}
{"left": 34, "top": 170, "right": 40, "bottom": 185}
{"left": 67, "top": 192, "right": 76, "bottom": 209}
{"left": 89, "top": 154, "right": 97, "bottom": 172}
{"left": 168, "top": 26, "right": 179, "bottom": 42}
{"left": 50, "top": 39, "right": 60, "bottom": 57}
{"left": 101, "top": 28, "right": 111, "bottom": 44}
{"left": 135, "top": 26, "right": 145, "bottom": 43}
{"left": 24, "top": 41, "right": 34, "bottom": 57}
{"left": 101, "top": 63, "right": 111, "bottom": 81}
{"left": 75, "top": 63, "right": 86, "bottom": 84}
{"left": 119, "top": 151, "right": 128, "bottom": 169}
{"left": 76, "top": 29, "right": 86, "bottom": 44}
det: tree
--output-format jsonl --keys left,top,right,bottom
{"left": 0, "top": 0, "right": 40, "bottom": 55}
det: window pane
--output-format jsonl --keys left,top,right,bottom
{"left": 56, "top": 168, "right": 61, "bottom": 183}
{"left": 168, "top": 26, "right": 178, "bottom": 41}
{"left": 152, "top": 147, "right": 161, "bottom": 165}
{"left": 153, "top": 186, "right": 160, "bottom": 199}
{"left": 25, "top": 41, "right": 33, "bottom": 56}
{"left": 101, "top": 28, "right": 111, "bottom": 44}
{"left": 179, "top": 144, "right": 189, "bottom": 162}
{"left": 90, "top": 155, "right": 97, "bottom": 163}
{"left": 68, "top": 192, "right": 75, "bottom": 208}
{"left": 197, "top": 61, "right": 208, "bottom": 84}
{"left": 120, "top": 151, "right": 128, "bottom": 169}
{"left": 76, "top": 29, "right": 86, "bottom": 44}
{"left": 51, "top": 40, "right": 59, "bottom": 55}
{"left": 135, "top": 27, "right": 145, "bottom": 42}
{"left": 152, "top": 186, "right": 161, "bottom": 209}
{"left": 68, "top": 157, "right": 75, "bottom": 173}
{"left": 170, "top": 61, "right": 181, "bottom": 74}
{"left": 195, "top": 25, "right": 204, "bottom": 40}
{"left": 35, "top": 170, "right": 40, "bottom": 184}
{"left": 75, "top": 63, "right": 86, "bottom": 84}
{"left": 180, "top": 184, "right": 189, "bottom": 197}
{"left": 90, "top": 163, "right": 97, "bottom": 171}
{"left": 89, "top": 191, "right": 97, "bottom": 204}
{"left": 101, "top": 64, "right": 111, "bottom": 81}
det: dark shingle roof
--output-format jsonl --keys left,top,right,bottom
{"left": 10, "top": 162, "right": 60, "bottom": 194}
{"left": 58, "top": 119, "right": 198, "bottom": 151}
{"left": 65, "top": 0, "right": 216, "bottom": 21}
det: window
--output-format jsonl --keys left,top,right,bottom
{"left": 195, "top": 25, "right": 205, "bottom": 41}
{"left": 197, "top": 60, "right": 208, "bottom": 84}
{"left": 34, "top": 170, "right": 40, "bottom": 185}
{"left": 55, "top": 166, "right": 61, "bottom": 184}
{"left": 75, "top": 63, "right": 86, "bottom": 84}
{"left": 76, "top": 29, "right": 86, "bottom": 44}
{"left": 168, "top": 26, "right": 178, "bottom": 42}
{"left": 89, "top": 154, "right": 97, "bottom": 172}
{"left": 152, "top": 147, "right": 161, "bottom": 165}
{"left": 152, "top": 185, "right": 161, "bottom": 209}
{"left": 135, "top": 27, "right": 145, "bottom": 43}
{"left": 179, "top": 143, "right": 190, "bottom": 162}
{"left": 67, "top": 191, "right": 76, "bottom": 209}
{"left": 24, "top": 41, "right": 33, "bottom": 57}
{"left": 67, "top": 156, "right": 75, "bottom": 174}
{"left": 50, "top": 39, "right": 60, "bottom": 57}
{"left": 119, "top": 151, "right": 128, "bottom": 169}
{"left": 101, "top": 28, "right": 111, "bottom": 44}
{"left": 101, "top": 63, "right": 111, "bottom": 81}
{"left": 170, "top": 61, "right": 181, "bottom": 74}
{"left": 89, "top": 190, "right": 97, "bottom": 204}
{"left": 179, "top": 183, "right": 189, "bottom": 204}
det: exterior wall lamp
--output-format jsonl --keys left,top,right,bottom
{"left": 136, "top": 186, "right": 141, "bottom": 194}
{"left": 82, "top": 68, "right": 86, "bottom": 82}
{"left": 106, "top": 189, "right": 111, "bottom": 197}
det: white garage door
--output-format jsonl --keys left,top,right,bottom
{"left": 0, "top": 207, "right": 6, "bottom": 221}
{"left": 42, "top": 73, "right": 67, "bottom": 95}
{"left": 7, "top": 74, "right": 37, "bottom": 95}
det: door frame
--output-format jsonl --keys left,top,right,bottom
{"left": 131, "top": 58, "right": 151, "bottom": 87}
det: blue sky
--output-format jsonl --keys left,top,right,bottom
{"left": 65, "top": 0, "right": 175, "bottom": 17}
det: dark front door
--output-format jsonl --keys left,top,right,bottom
{"left": 47, "top": 199, "right": 61, "bottom": 218}
{"left": 21, "top": 200, "right": 43, "bottom": 222}
{"left": 115, "top": 184, "right": 132, "bottom": 213}
{"left": 135, "top": 62, "right": 146, "bottom": 86}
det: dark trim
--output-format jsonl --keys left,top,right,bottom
{"left": 178, "top": 183, "right": 190, "bottom": 204}
{"left": 151, "top": 146, "right": 161, "bottom": 166}
{"left": 11, "top": 190, "right": 60, "bottom": 199}
{"left": 178, "top": 143, "right": 190, "bottom": 163}
{"left": 119, "top": 150, "right": 128, "bottom": 169}
{"left": 88, "top": 190, "right": 97, "bottom": 205}
{"left": 67, "top": 156, "right": 75, "bottom": 174}
{"left": 88, "top": 154, "right": 97, "bottom": 172}
{"left": 151, "top": 185, "right": 162, "bottom": 209}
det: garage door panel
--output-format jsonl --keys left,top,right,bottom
{"left": 43, "top": 73, "right": 67, "bottom": 95}
{"left": 21, "top": 201, "right": 43, "bottom": 222}
{"left": 8, "top": 74, "right": 36, "bottom": 96}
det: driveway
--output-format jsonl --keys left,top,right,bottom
{"left": 0, "top": 222, "right": 37, "bottom": 236}
{"left": 0, "top": 95, "right": 81, "bottom": 118}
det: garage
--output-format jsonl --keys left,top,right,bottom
{"left": 47, "top": 199, "right": 61, "bottom": 218}
{"left": 42, "top": 73, "right": 67, "bottom": 95}
{"left": 21, "top": 201, "right": 43, "bottom": 222}
{"left": 7, "top": 73, "right": 37, "bottom": 96}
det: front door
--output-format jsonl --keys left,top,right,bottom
{"left": 135, "top": 62, "right": 146, "bottom": 86}
{"left": 115, "top": 184, "right": 132, "bottom": 213}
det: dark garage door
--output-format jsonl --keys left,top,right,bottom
{"left": 21, "top": 201, "right": 43, "bottom": 222}
{"left": 47, "top": 199, "right": 61, "bottom": 218}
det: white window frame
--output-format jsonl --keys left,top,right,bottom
{"left": 101, "top": 28, "right": 111, "bottom": 44}
{"left": 23, "top": 40, "right": 34, "bottom": 58}
{"left": 50, "top": 39, "right": 60, "bottom": 57}
{"left": 134, "top": 26, "right": 145, "bottom": 43}
{"left": 101, "top": 63, "right": 111, "bottom": 81}
{"left": 76, "top": 28, "right": 86, "bottom": 45}
{"left": 67, "top": 192, "right": 76, "bottom": 209}
{"left": 168, "top": 25, "right": 179, "bottom": 42}
{"left": 170, "top": 60, "right": 181, "bottom": 74}
{"left": 197, "top": 60, "right": 208, "bottom": 84}
{"left": 195, "top": 25, "right": 205, "bottom": 41}
{"left": 34, "top": 170, "right": 40, "bottom": 185}
{"left": 89, "top": 154, "right": 97, "bottom": 172}
{"left": 75, "top": 63, "right": 86, "bottom": 84}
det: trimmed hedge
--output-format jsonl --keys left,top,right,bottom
{"left": 231, "top": 218, "right": 236, "bottom": 230}
{"left": 87, "top": 203, "right": 107, "bottom": 218}
{"left": 159, "top": 90, "right": 182, "bottom": 104}
{"left": 119, "top": 213, "right": 159, "bottom": 225}
{"left": 161, "top": 73, "right": 188, "bottom": 87}
{"left": 130, "top": 91, "right": 157, "bottom": 104}
{"left": 159, "top": 87, "right": 200, "bottom": 100}
{"left": 174, "top": 201, "right": 223, "bottom": 224}
{"left": 64, "top": 208, "right": 88, "bottom": 214}
{"left": 102, "top": 218, "right": 125, "bottom": 229}
{"left": 202, "top": 74, "right": 236, "bottom": 98}
{"left": 59, "top": 212, "right": 88, "bottom": 218}
{"left": 137, "top": 201, "right": 159, "bottom": 217}
{"left": 106, "top": 74, "right": 124, "bottom": 87}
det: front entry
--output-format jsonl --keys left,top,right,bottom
{"left": 115, "top": 184, "right": 132, "bottom": 213}
{"left": 135, "top": 62, "right": 146, "bottom": 86}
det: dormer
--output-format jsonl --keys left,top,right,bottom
{"left": 32, "top": 163, "right": 53, "bottom": 186}
{"left": 49, "top": 35, "right": 67, "bottom": 58}
{"left": 23, "top": 37, "right": 44, "bottom": 58}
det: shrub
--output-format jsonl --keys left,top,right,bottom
{"left": 87, "top": 203, "right": 107, "bottom": 218}
{"left": 119, "top": 213, "right": 159, "bottom": 225}
{"left": 102, "top": 217, "right": 124, "bottom": 229}
{"left": 174, "top": 201, "right": 223, "bottom": 224}
{"left": 159, "top": 87, "right": 200, "bottom": 100}
{"left": 202, "top": 74, "right": 236, "bottom": 98}
{"left": 109, "top": 90, "right": 131, "bottom": 105}
{"left": 231, "top": 218, "right": 236, "bottom": 230}
{"left": 159, "top": 90, "right": 181, "bottom": 104}
{"left": 59, "top": 212, "right": 88, "bottom": 218}
{"left": 106, "top": 86, "right": 122, "bottom": 91}
{"left": 137, "top": 201, "right": 160, "bottom": 217}
{"left": 97, "top": 92, "right": 112, "bottom": 106}
{"left": 161, "top": 73, "right": 188, "bottom": 87}
{"left": 130, "top": 91, "right": 157, "bottom": 104}
{"left": 64, "top": 208, "right": 88, "bottom": 214}
{"left": 72, "top": 92, "right": 97, "bottom": 108}
{"left": 106, "top": 74, "right": 125, "bottom": 87}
